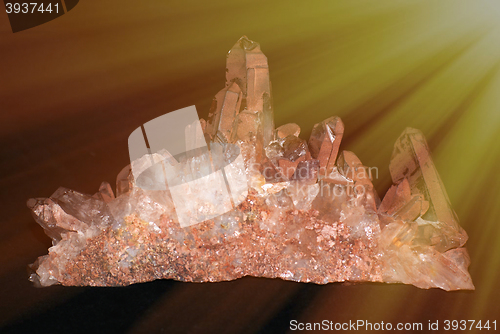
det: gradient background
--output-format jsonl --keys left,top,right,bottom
{"left": 1, "top": 0, "right": 499, "bottom": 332}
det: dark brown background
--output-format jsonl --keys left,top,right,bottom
{"left": 1, "top": 0, "right": 499, "bottom": 333}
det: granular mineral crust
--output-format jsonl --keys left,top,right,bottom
{"left": 50, "top": 190, "right": 382, "bottom": 286}
{"left": 28, "top": 36, "right": 474, "bottom": 291}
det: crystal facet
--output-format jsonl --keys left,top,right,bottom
{"left": 28, "top": 38, "right": 473, "bottom": 291}
{"left": 389, "top": 128, "right": 468, "bottom": 250}
{"left": 226, "top": 35, "right": 274, "bottom": 148}
{"left": 309, "top": 116, "right": 344, "bottom": 176}
{"left": 276, "top": 123, "right": 300, "bottom": 139}
{"left": 206, "top": 82, "right": 242, "bottom": 142}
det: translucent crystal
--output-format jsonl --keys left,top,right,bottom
{"left": 336, "top": 151, "right": 377, "bottom": 212}
{"left": 235, "top": 110, "right": 260, "bottom": 142}
{"left": 278, "top": 155, "right": 306, "bottom": 180}
{"left": 291, "top": 159, "right": 320, "bottom": 184}
{"left": 264, "top": 140, "right": 284, "bottom": 164}
{"left": 116, "top": 164, "right": 133, "bottom": 197}
{"left": 93, "top": 181, "right": 115, "bottom": 203}
{"left": 261, "top": 155, "right": 287, "bottom": 183}
{"left": 261, "top": 92, "right": 275, "bottom": 146}
{"left": 378, "top": 178, "right": 429, "bottom": 225}
{"left": 282, "top": 135, "right": 308, "bottom": 162}
{"left": 287, "top": 181, "right": 320, "bottom": 211}
{"left": 391, "top": 129, "right": 460, "bottom": 229}
{"left": 265, "top": 189, "right": 294, "bottom": 210}
{"left": 389, "top": 128, "right": 467, "bottom": 248}
{"left": 227, "top": 36, "right": 269, "bottom": 110}
{"left": 28, "top": 38, "right": 473, "bottom": 291}
{"left": 27, "top": 188, "right": 113, "bottom": 286}
{"left": 227, "top": 36, "right": 274, "bottom": 147}
{"left": 312, "top": 182, "right": 351, "bottom": 224}
{"left": 276, "top": 123, "right": 300, "bottom": 139}
{"left": 309, "top": 116, "right": 344, "bottom": 176}
{"left": 379, "top": 219, "right": 474, "bottom": 290}
{"left": 337, "top": 151, "right": 370, "bottom": 183}
{"left": 226, "top": 36, "right": 260, "bottom": 95}
{"left": 206, "top": 82, "right": 242, "bottom": 142}
{"left": 379, "top": 178, "right": 413, "bottom": 215}
{"left": 50, "top": 187, "right": 116, "bottom": 230}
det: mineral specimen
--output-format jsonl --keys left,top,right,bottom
{"left": 27, "top": 36, "right": 474, "bottom": 291}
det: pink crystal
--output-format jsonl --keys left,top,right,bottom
{"left": 309, "top": 116, "right": 344, "bottom": 177}
{"left": 206, "top": 82, "right": 242, "bottom": 142}
{"left": 27, "top": 37, "right": 473, "bottom": 291}
{"left": 276, "top": 123, "right": 300, "bottom": 139}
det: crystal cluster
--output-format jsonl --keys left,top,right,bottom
{"left": 28, "top": 37, "right": 473, "bottom": 291}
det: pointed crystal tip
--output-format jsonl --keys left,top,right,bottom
{"left": 27, "top": 198, "right": 37, "bottom": 209}
{"left": 232, "top": 35, "right": 260, "bottom": 52}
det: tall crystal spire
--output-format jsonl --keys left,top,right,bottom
{"left": 389, "top": 128, "right": 468, "bottom": 250}
{"left": 225, "top": 36, "right": 274, "bottom": 146}
{"left": 390, "top": 129, "right": 461, "bottom": 230}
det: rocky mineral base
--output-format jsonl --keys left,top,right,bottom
{"left": 28, "top": 37, "right": 473, "bottom": 291}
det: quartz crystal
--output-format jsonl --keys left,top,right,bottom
{"left": 309, "top": 116, "right": 344, "bottom": 176}
{"left": 28, "top": 37, "right": 473, "bottom": 291}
